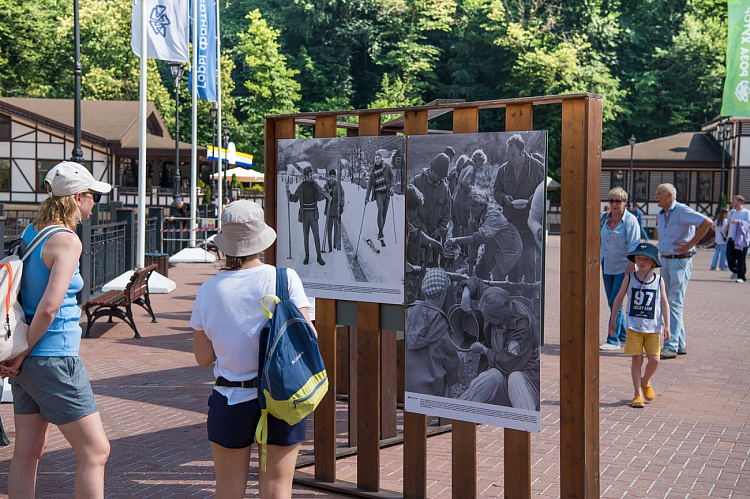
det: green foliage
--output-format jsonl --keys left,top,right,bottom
{"left": 236, "top": 9, "right": 301, "bottom": 168}
{"left": 0, "top": 0, "right": 732, "bottom": 159}
{"left": 230, "top": 172, "right": 240, "bottom": 188}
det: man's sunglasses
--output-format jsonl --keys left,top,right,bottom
{"left": 608, "top": 199, "right": 624, "bottom": 205}
{"left": 85, "top": 192, "right": 102, "bottom": 203}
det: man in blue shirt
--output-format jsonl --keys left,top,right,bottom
{"left": 655, "top": 183, "right": 712, "bottom": 359}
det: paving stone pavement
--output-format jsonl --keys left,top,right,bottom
{"left": 0, "top": 235, "right": 747, "bottom": 498}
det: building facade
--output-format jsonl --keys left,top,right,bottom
{"left": 0, "top": 97, "right": 207, "bottom": 207}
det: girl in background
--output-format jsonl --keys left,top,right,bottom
{"left": 711, "top": 208, "right": 729, "bottom": 271}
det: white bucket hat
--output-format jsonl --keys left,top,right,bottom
{"left": 44, "top": 161, "right": 112, "bottom": 196}
{"left": 214, "top": 200, "right": 276, "bottom": 257}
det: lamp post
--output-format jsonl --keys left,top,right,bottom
{"left": 71, "top": 0, "right": 83, "bottom": 164}
{"left": 628, "top": 135, "right": 636, "bottom": 209}
{"left": 719, "top": 120, "right": 731, "bottom": 209}
{"left": 222, "top": 125, "right": 230, "bottom": 197}
{"left": 168, "top": 62, "right": 184, "bottom": 200}
{"left": 209, "top": 106, "right": 217, "bottom": 206}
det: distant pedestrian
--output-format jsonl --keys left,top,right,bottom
{"left": 608, "top": 243, "right": 670, "bottom": 408}
{"left": 191, "top": 200, "right": 314, "bottom": 498}
{"left": 710, "top": 208, "right": 729, "bottom": 271}
{"left": 599, "top": 187, "right": 640, "bottom": 351}
{"left": 655, "top": 183, "right": 712, "bottom": 359}
{"left": 726, "top": 195, "right": 750, "bottom": 283}
{"left": 630, "top": 204, "right": 649, "bottom": 241}
{"left": 0, "top": 162, "right": 111, "bottom": 497}
{"left": 364, "top": 151, "right": 395, "bottom": 246}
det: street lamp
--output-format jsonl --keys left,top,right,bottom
{"left": 222, "top": 125, "right": 230, "bottom": 197}
{"left": 71, "top": 0, "right": 83, "bottom": 164}
{"left": 168, "top": 61, "right": 184, "bottom": 200}
{"left": 209, "top": 106, "right": 217, "bottom": 206}
{"left": 719, "top": 120, "right": 731, "bottom": 209}
{"left": 628, "top": 135, "right": 636, "bottom": 209}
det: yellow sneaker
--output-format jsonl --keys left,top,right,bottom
{"left": 631, "top": 396, "right": 645, "bottom": 408}
{"left": 641, "top": 383, "right": 656, "bottom": 402}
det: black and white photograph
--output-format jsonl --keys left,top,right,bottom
{"left": 404, "top": 131, "right": 546, "bottom": 433}
{"left": 277, "top": 136, "right": 406, "bottom": 304}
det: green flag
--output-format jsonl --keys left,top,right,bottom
{"left": 722, "top": 0, "right": 750, "bottom": 116}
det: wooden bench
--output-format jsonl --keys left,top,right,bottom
{"left": 83, "top": 264, "right": 158, "bottom": 339}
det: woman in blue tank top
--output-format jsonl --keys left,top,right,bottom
{"left": 0, "top": 162, "right": 112, "bottom": 498}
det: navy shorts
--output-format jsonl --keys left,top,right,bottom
{"left": 9, "top": 356, "right": 98, "bottom": 425}
{"left": 207, "top": 390, "right": 307, "bottom": 449}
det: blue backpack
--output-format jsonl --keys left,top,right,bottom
{"left": 255, "top": 268, "right": 328, "bottom": 469}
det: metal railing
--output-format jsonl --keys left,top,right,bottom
{"left": 3, "top": 210, "right": 37, "bottom": 238}
{"left": 161, "top": 216, "right": 219, "bottom": 255}
{"left": 89, "top": 222, "right": 127, "bottom": 293}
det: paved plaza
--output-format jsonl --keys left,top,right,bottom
{"left": 0, "top": 235, "right": 748, "bottom": 498}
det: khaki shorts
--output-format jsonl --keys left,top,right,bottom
{"left": 624, "top": 329, "right": 661, "bottom": 356}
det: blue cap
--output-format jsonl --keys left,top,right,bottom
{"left": 627, "top": 242, "right": 661, "bottom": 267}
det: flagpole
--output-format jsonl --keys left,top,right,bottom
{"left": 189, "top": 0, "right": 198, "bottom": 247}
{"left": 216, "top": 0, "right": 223, "bottom": 228}
{"left": 137, "top": 0, "right": 147, "bottom": 269}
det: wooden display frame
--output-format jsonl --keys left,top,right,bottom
{"left": 264, "top": 94, "right": 602, "bottom": 498}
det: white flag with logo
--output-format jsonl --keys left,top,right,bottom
{"left": 131, "top": 0, "right": 189, "bottom": 62}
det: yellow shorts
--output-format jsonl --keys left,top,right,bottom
{"left": 624, "top": 329, "right": 661, "bottom": 356}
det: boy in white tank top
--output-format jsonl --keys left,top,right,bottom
{"left": 609, "top": 243, "right": 671, "bottom": 408}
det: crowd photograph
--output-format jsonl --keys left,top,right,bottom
{"left": 403, "top": 132, "right": 547, "bottom": 432}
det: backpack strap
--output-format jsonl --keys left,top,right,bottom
{"left": 260, "top": 268, "right": 289, "bottom": 320}
{"left": 275, "top": 267, "right": 290, "bottom": 301}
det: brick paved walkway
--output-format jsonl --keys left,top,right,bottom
{"left": 0, "top": 236, "right": 747, "bottom": 498}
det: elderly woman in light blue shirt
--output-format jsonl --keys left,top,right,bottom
{"left": 599, "top": 187, "right": 640, "bottom": 351}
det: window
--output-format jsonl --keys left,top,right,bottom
{"left": 37, "top": 160, "right": 58, "bottom": 192}
{"left": 697, "top": 172, "right": 712, "bottom": 202}
{"left": 0, "top": 159, "right": 10, "bottom": 191}
{"left": 634, "top": 171, "right": 648, "bottom": 202}
{"left": 0, "top": 114, "right": 10, "bottom": 141}
{"left": 674, "top": 172, "right": 689, "bottom": 203}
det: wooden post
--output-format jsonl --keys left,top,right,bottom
{"left": 451, "top": 107, "right": 478, "bottom": 499}
{"left": 403, "top": 109, "right": 428, "bottom": 499}
{"left": 263, "top": 117, "right": 295, "bottom": 266}
{"left": 503, "top": 103, "right": 534, "bottom": 498}
{"left": 357, "top": 302, "right": 381, "bottom": 491}
{"left": 560, "top": 97, "right": 602, "bottom": 498}
{"left": 314, "top": 116, "right": 338, "bottom": 482}
{"left": 357, "top": 112, "right": 382, "bottom": 492}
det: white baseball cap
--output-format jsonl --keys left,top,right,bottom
{"left": 44, "top": 161, "right": 112, "bottom": 197}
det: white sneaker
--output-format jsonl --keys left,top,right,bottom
{"left": 599, "top": 342, "right": 621, "bottom": 351}
{"left": 737, "top": 278, "right": 746, "bottom": 283}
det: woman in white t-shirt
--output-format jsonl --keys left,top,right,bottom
{"left": 190, "top": 200, "right": 314, "bottom": 498}
{"left": 711, "top": 208, "right": 729, "bottom": 270}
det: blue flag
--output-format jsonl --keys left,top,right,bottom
{"left": 189, "top": 0, "right": 217, "bottom": 102}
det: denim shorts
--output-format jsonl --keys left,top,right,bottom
{"left": 9, "top": 356, "right": 98, "bottom": 425}
{"left": 207, "top": 390, "right": 307, "bottom": 449}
